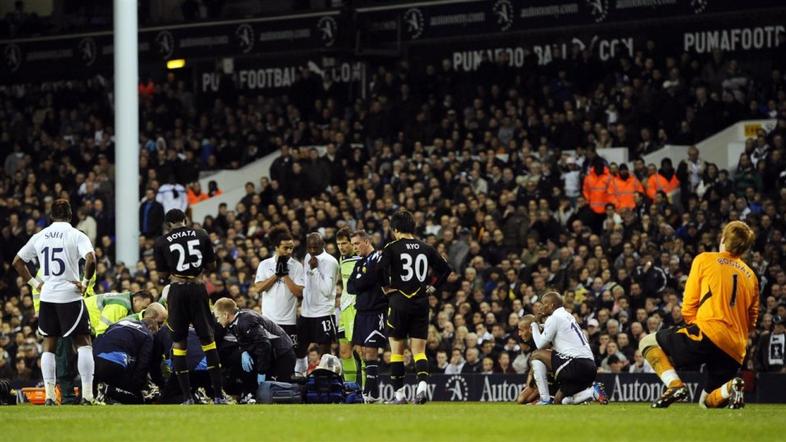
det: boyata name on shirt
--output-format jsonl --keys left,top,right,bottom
{"left": 166, "top": 230, "right": 197, "bottom": 242}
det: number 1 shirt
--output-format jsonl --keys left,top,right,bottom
{"left": 681, "top": 251, "right": 760, "bottom": 364}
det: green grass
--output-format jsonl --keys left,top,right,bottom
{"left": 1, "top": 403, "right": 784, "bottom": 442}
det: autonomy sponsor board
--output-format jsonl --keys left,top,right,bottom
{"left": 376, "top": 373, "right": 709, "bottom": 403}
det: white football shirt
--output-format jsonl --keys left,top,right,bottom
{"left": 17, "top": 222, "right": 94, "bottom": 303}
{"left": 255, "top": 255, "right": 304, "bottom": 326}
{"left": 531, "top": 307, "right": 594, "bottom": 360}
{"left": 301, "top": 251, "right": 339, "bottom": 318}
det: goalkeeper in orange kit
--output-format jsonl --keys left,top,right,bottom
{"left": 639, "top": 221, "right": 759, "bottom": 409}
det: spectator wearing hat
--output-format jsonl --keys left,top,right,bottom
{"left": 757, "top": 315, "right": 785, "bottom": 373}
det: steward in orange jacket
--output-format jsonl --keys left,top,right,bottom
{"left": 583, "top": 159, "right": 612, "bottom": 214}
{"left": 646, "top": 158, "right": 679, "bottom": 201}
{"left": 609, "top": 163, "right": 644, "bottom": 210}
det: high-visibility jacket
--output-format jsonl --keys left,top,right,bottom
{"left": 84, "top": 292, "right": 134, "bottom": 336}
{"left": 645, "top": 172, "right": 679, "bottom": 200}
{"left": 583, "top": 169, "right": 612, "bottom": 214}
{"left": 609, "top": 175, "right": 645, "bottom": 210}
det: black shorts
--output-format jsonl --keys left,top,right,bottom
{"left": 656, "top": 324, "right": 741, "bottom": 392}
{"left": 167, "top": 282, "right": 214, "bottom": 342}
{"left": 38, "top": 300, "right": 91, "bottom": 338}
{"left": 352, "top": 311, "right": 387, "bottom": 348}
{"left": 386, "top": 306, "right": 428, "bottom": 340}
{"left": 552, "top": 352, "right": 596, "bottom": 397}
{"left": 298, "top": 315, "right": 337, "bottom": 346}
{"left": 279, "top": 324, "right": 298, "bottom": 350}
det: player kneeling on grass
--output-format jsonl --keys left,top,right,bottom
{"left": 640, "top": 221, "right": 758, "bottom": 409}
{"left": 213, "top": 297, "right": 296, "bottom": 402}
{"left": 529, "top": 292, "right": 608, "bottom": 405}
{"left": 515, "top": 315, "right": 555, "bottom": 404}
{"left": 93, "top": 318, "right": 159, "bottom": 404}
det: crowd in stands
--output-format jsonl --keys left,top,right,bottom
{"left": 3, "top": 37, "right": 786, "bottom": 388}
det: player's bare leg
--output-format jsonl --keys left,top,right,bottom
{"left": 639, "top": 334, "right": 687, "bottom": 408}
{"left": 410, "top": 337, "right": 429, "bottom": 404}
{"left": 386, "top": 338, "right": 407, "bottom": 404}
{"left": 701, "top": 377, "right": 745, "bottom": 409}
{"left": 529, "top": 349, "right": 553, "bottom": 405}
{"left": 72, "top": 334, "right": 98, "bottom": 404}
{"left": 41, "top": 336, "right": 58, "bottom": 406}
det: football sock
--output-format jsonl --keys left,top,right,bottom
{"left": 643, "top": 346, "right": 683, "bottom": 388}
{"left": 414, "top": 352, "right": 429, "bottom": 383}
{"left": 354, "top": 350, "right": 364, "bottom": 387}
{"left": 390, "top": 353, "right": 405, "bottom": 392}
{"left": 364, "top": 359, "right": 379, "bottom": 397}
{"left": 705, "top": 381, "right": 732, "bottom": 408}
{"left": 566, "top": 386, "right": 596, "bottom": 405}
{"left": 76, "top": 346, "right": 94, "bottom": 401}
{"left": 41, "top": 351, "right": 56, "bottom": 401}
{"left": 172, "top": 347, "right": 191, "bottom": 400}
{"left": 202, "top": 343, "right": 223, "bottom": 399}
{"left": 341, "top": 356, "right": 358, "bottom": 385}
{"left": 531, "top": 360, "right": 551, "bottom": 402}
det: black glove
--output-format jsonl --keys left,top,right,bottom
{"left": 275, "top": 256, "right": 289, "bottom": 277}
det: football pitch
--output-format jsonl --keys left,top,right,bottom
{"left": 2, "top": 403, "right": 784, "bottom": 442}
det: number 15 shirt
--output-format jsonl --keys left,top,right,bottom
{"left": 681, "top": 251, "right": 760, "bottom": 364}
{"left": 17, "top": 221, "right": 94, "bottom": 303}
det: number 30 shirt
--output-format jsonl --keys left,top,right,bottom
{"left": 17, "top": 221, "right": 94, "bottom": 303}
{"left": 378, "top": 238, "right": 451, "bottom": 311}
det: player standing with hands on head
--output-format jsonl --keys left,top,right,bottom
{"left": 297, "top": 233, "right": 339, "bottom": 375}
{"left": 153, "top": 209, "right": 225, "bottom": 404}
{"left": 378, "top": 210, "right": 451, "bottom": 404}
{"left": 13, "top": 199, "right": 98, "bottom": 405}
{"left": 254, "top": 226, "right": 304, "bottom": 375}
{"left": 640, "top": 220, "right": 759, "bottom": 409}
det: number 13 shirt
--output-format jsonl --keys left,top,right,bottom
{"left": 17, "top": 221, "right": 94, "bottom": 303}
{"left": 681, "top": 251, "right": 760, "bottom": 364}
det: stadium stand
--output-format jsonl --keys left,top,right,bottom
{"left": 1, "top": 34, "right": 786, "bottom": 392}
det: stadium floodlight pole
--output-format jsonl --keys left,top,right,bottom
{"left": 113, "top": 0, "right": 140, "bottom": 266}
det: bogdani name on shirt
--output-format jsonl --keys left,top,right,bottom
{"left": 167, "top": 230, "right": 197, "bottom": 242}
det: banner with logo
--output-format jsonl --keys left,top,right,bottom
{"left": 377, "top": 372, "right": 785, "bottom": 403}
{"left": 357, "top": 0, "right": 785, "bottom": 45}
{"left": 2, "top": 0, "right": 785, "bottom": 81}
{"left": 198, "top": 58, "right": 365, "bottom": 92}
{"left": 0, "top": 11, "right": 343, "bottom": 78}
{"left": 412, "top": 24, "right": 786, "bottom": 74}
